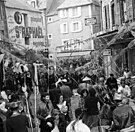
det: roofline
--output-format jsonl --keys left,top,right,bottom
{"left": 5, "top": 6, "right": 42, "bottom": 13}
{"left": 46, "top": 12, "right": 58, "bottom": 17}
{"left": 57, "top": 2, "right": 100, "bottom": 10}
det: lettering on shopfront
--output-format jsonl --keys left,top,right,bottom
{"left": 15, "top": 26, "right": 44, "bottom": 38}
{"left": 31, "top": 17, "right": 42, "bottom": 23}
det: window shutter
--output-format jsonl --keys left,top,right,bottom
{"left": 114, "top": 0, "right": 120, "bottom": 25}
{"left": 78, "top": 7, "right": 81, "bottom": 17}
{"left": 106, "top": 4, "right": 110, "bottom": 29}
{"left": 59, "top": 10, "right": 63, "bottom": 18}
{"left": 68, "top": 8, "right": 72, "bottom": 18}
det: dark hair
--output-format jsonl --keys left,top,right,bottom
{"left": 72, "top": 108, "right": 83, "bottom": 131}
{"left": 10, "top": 93, "right": 20, "bottom": 102}
{"left": 80, "top": 89, "right": 88, "bottom": 97}
{"left": 89, "top": 88, "right": 96, "bottom": 97}
{"left": 110, "top": 73, "right": 114, "bottom": 77}
{"left": 75, "top": 108, "right": 82, "bottom": 119}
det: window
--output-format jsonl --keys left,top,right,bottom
{"left": 104, "top": 5, "right": 110, "bottom": 29}
{"left": 25, "top": 37, "right": 29, "bottom": 45}
{"left": 48, "top": 17, "right": 52, "bottom": 23}
{"left": 72, "top": 8, "right": 78, "bottom": 17}
{"left": 48, "top": 34, "right": 52, "bottom": 39}
{"left": 69, "top": 7, "right": 81, "bottom": 18}
{"left": 70, "top": 21, "right": 82, "bottom": 32}
{"left": 31, "top": 1, "right": 36, "bottom": 8}
{"left": 111, "top": 1, "right": 115, "bottom": 26}
{"left": 60, "top": 23, "right": 68, "bottom": 33}
{"left": 59, "top": 9, "right": 68, "bottom": 18}
{"left": 119, "top": 0, "right": 126, "bottom": 24}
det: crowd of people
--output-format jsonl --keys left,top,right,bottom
{"left": 0, "top": 63, "right": 135, "bottom": 132}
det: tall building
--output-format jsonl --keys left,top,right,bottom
{"left": 47, "top": 0, "right": 101, "bottom": 59}
{"left": 94, "top": 0, "right": 135, "bottom": 77}
{"left": 0, "top": 0, "right": 8, "bottom": 39}
{"left": 5, "top": 0, "right": 45, "bottom": 50}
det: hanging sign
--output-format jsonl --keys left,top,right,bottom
{"left": 85, "top": 17, "right": 97, "bottom": 26}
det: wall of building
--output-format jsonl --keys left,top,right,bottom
{"left": 59, "top": 5, "right": 91, "bottom": 49}
{"left": 47, "top": 14, "right": 61, "bottom": 52}
{"left": 6, "top": 7, "right": 45, "bottom": 48}
{"left": 0, "top": 0, "right": 8, "bottom": 39}
{"left": 47, "top": 4, "right": 100, "bottom": 56}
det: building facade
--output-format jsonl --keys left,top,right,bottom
{"left": 0, "top": 0, "right": 8, "bottom": 39}
{"left": 94, "top": 0, "right": 135, "bottom": 77}
{"left": 5, "top": 0, "right": 45, "bottom": 50}
{"left": 47, "top": 0, "right": 101, "bottom": 59}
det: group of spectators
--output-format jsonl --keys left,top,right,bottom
{"left": 0, "top": 64, "right": 135, "bottom": 132}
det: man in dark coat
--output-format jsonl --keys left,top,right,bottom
{"left": 106, "top": 74, "right": 118, "bottom": 91}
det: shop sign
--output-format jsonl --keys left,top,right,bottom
{"left": 15, "top": 26, "right": 44, "bottom": 38}
{"left": 85, "top": 17, "right": 97, "bottom": 26}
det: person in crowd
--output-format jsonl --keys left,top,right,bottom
{"left": 37, "top": 93, "right": 54, "bottom": 132}
{"left": 48, "top": 66, "right": 57, "bottom": 90}
{"left": 94, "top": 77, "right": 111, "bottom": 105}
{"left": 56, "top": 94, "right": 67, "bottom": 112}
{"left": 56, "top": 94, "right": 70, "bottom": 122}
{"left": 6, "top": 101, "right": 31, "bottom": 132}
{"left": 51, "top": 109, "right": 60, "bottom": 132}
{"left": 89, "top": 70, "right": 98, "bottom": 85}
{"left": 66, "top": 108, "right": 91, "bottom": 132}
{"left": 123, "top": 66, "right": 131, "bottom": 79}
{"left": 39, "top": 72, "right": 48, "bottom": 93}
{"left": 110, "top": 93, "right": 135, "bottom": 132}
{"left": 106, "top": 73, "right": 118, "bottom": 91}
{"left": 79, "top": 89, "right": 88, "bottom": 110}
{"left": 41, "top": 116, "right": 55, "bottom": 132}
{"left": 0, "top": 92, "right": 8, "bottom": 132}
{"left": 60, "top": 79, "right": 72, "bottom": 104}
{"left": 63, "top": 72, "right": 72, "bottom": 91}
{"left": 118, "top": 78, "right": 131, "bottom": 97}
{"left": 98, "top": 104, "right": 112, "bottom": 132}
{"left": 83, "top": 88, "right": 100, "bottom": 129}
